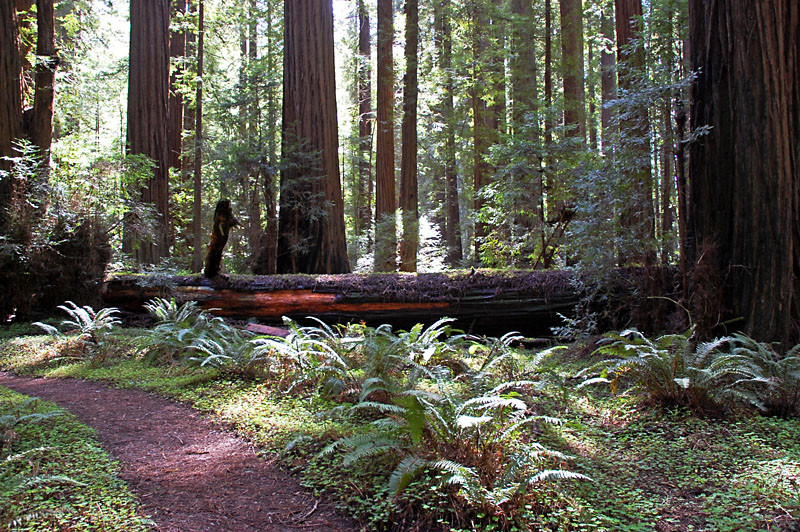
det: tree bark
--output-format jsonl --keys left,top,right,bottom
{"left": 28, "top": 0, "right": 57, "bottom": 167}
{"left": 560, "top": 0, "right": 586, "bottom": 139}
{"left": 278, "top": 0, "right": 350, "bottom": 274}
{"left": 125, "top": 0, "right": 171, "bottom": 265}
{"left": 600, "top": 7, "right": 616, "bottom": 155}
{"left": 472, "top": 2, "right": 491, "bottom": 259}
{"left": 688, "top": 0, "right": 800, "bottom": 345}
{"left": 168, "top": 0, "right": 185, "bottom": 172}
{"left": 204, "top": 199, "right": 239, "bottom": 278}
{"left": 192, "top": 0, "right": 204, "bottom": 272}
{"left": 0, "top": 3, "right": 23, "bottom": 191}
{"left": 436, "top": 0, "right": 462, "bottom": 266}
{"left": 616, "top": 0, "right": 654, "bottom": 260}
{"left": 399, "top": 0, "right": 419, "bottom": 272}
{"left": 356, "top": 0, "right": 372, "bottom": 239}
{"left": 374, "top": 0, "right": 396, "bottom": 271}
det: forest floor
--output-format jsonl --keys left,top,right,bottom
{"left": 0, "top": 371, "right": 357, "bottom": 532}
{"left": 1, "top": 327, "right": 799, "bottom": 531}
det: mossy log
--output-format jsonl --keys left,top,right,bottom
{"left": 101, "top": 269, "right": 673, "bottom": 336}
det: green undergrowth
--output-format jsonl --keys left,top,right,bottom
{"left": 0, "top": 386, "right": 152, "bottom": 531}
{"left": 1, "top": 328, "right": 799, "bottom": 531}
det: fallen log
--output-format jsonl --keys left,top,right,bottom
{"left": 102, "top": 268, "right": 671, "bottom": 336}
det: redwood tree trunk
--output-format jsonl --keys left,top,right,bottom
{"left": 600, "top": 7, "right": 616, "bottom": 154}
{"left": 616, "top": 0, "right": 654, "bottom": 260}
{"left": 192, "top": 0, "right": 204, "bottom": 272}
{"left": 0, "top": 3, "right": 22, "bottom": 187}
{"left": 399, "top": 0, "right": 419, "bottom": 272}
{"left": 560, "top": 0, "right": 586, "bottom": 139}
{"left": 688, "top": 0, "right": 800, "bottom": 345}
{"left": 126, "top": 0, "right": 171, "bottom": 265}
{"left": 356, "top": 0, "right": 372, "bottom": 239}
{"left": 374, "top": 0, "right": 396, "bottom": 271}
{"left": 29, "top": 0, "right": 57, "bottom": 166}
{"left": 436, "top": 0, "right": 462, "bottom": 266}
{"left": 168, "top": 0, "right": 186, "bottom": 172}
{"left": 472, "top": 2, "right": 490, "bottom": 258}
{"left": 278, "top": 0, "right": 350, "bottom": 274}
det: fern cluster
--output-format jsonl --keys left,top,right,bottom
{"left": 580, "top": 328, "right": 800, "bottom": 417}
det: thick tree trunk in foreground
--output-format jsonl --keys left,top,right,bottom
{"left": 125, "top": 0, "right": 171, "bottom": 265}
{"left": 0, "top": 3, "right": 23, "bottom": 202}
{"left": 399, "top": 0, "right": 419, "bottom": 272}
{"left": 279, "top": 0, "right": 350, "bottom": 274}
{"left": 688, "top": 0, "right": 800, "bottom": 345}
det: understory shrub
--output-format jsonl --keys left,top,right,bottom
{"left": 581, "top": 328, "right": 800, "bottom": 417}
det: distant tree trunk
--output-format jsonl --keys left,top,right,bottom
{"left": 125, "top": 0, "right": 171, "bottom": 265}
{"left": 435, "top": 0, "right": 462, "bottom": 266}
{"left": 472, "top": 2, "right": 490, "bottom": 259}
{"left": 560, "top": 0, "right": 586, "bottom": 139}
{"left": 511, "top": 0, "right": 536, "bottom": 135}
{"left": 374, "top": 0, "right": 396, "bottom": 271}
{"left": 191, "top": 0, "right": 204, "bottom": 272}
{"left": 688, "top": 0, "right": 799, "bottom": 345}
{"left": 168, "top": 0, "right": 185, "bottom": 172}
{"left": 278, "top": 0, "right": 350, "bottom": 274}
{"left": 356, "top": 0, "right": 372, "bottom": 240}
{"left": 399, "top": 0, "right": 419, "bottom": 272}
{"left": 544, "top": 0, "right": 553, "bottom": 147}
{"left": 600, "top": 7, "right": 616, "bottom": 154}
{"left": 616, "top": 0, "right": 654, "bottom": 260}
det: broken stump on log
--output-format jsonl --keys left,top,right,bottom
{"left": 204, "top": 199, "right": 239, "bottom": 278}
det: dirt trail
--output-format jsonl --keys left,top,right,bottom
{"left": 0, "top": 372, "right": 358, "bottom": 532}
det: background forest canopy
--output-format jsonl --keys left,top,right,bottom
{"left": 1, "top": 0, "right": 798, "bottom": 345}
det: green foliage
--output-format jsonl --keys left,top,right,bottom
{"left": 582, "top": 328, "right": 767, "bottom": 413}
{"left": 727, "top": 334, "right": 800, "bottom": 417}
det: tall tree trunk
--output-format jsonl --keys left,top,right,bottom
{"left": 125, "top": 0, "right": 171, "bottom": 265}
{"left": 616, "top": 0, "right": 654, "bottom": 261}
{"left": 0, "top": 4, "right": 22, "bottom": 174}
{"left": 278, "top": 0, "right": 350, "bottom": 274}
{"left": 560, "top": 0, "right": 586, "bottom": 139}
{"left": 374, "top": 0, "right": 396, "bottom": 271}
{"left": 510, "top": 0, "right": 537, "bottom": 135}
{"left": 544, "top": 0, "right": 552, "bottom": 147}
{"left": 600, "top": 6, "right": 616, "bottom": 155}
{"left": 688, "top": 0, "right": 799, "bottom": 345}
{"left": 0, "top": 3, "right": 22, "bottom": 232}
{"left": 168, "top": 0, "right": 185, "bottom": 172}
{"left": 29, "top": 0, "right": 57, "bottom": 166}
{"left": 436, "top": 0, "right": 462, "bottom": 266}
{"left": 356, "top": 0, "right": 372, "bottom": 240}
{"left": 191, "top": 0, "right": 204, "bottom": 272}
{"left": 472, "top": 2, "right": 490, "bottom": 259}
{"left": 399, "top": 0, "right": 419, "bottom": 272}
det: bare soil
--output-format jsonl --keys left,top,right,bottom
{"left": 0, "top": 372, "right": 359, "bottom": 532}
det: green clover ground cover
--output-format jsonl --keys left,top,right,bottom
{"left": 1, "top": 328, "right": 798, "bottom": 531}
{"left": 0, "top": 386, "right": 152, "bottom": 532}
